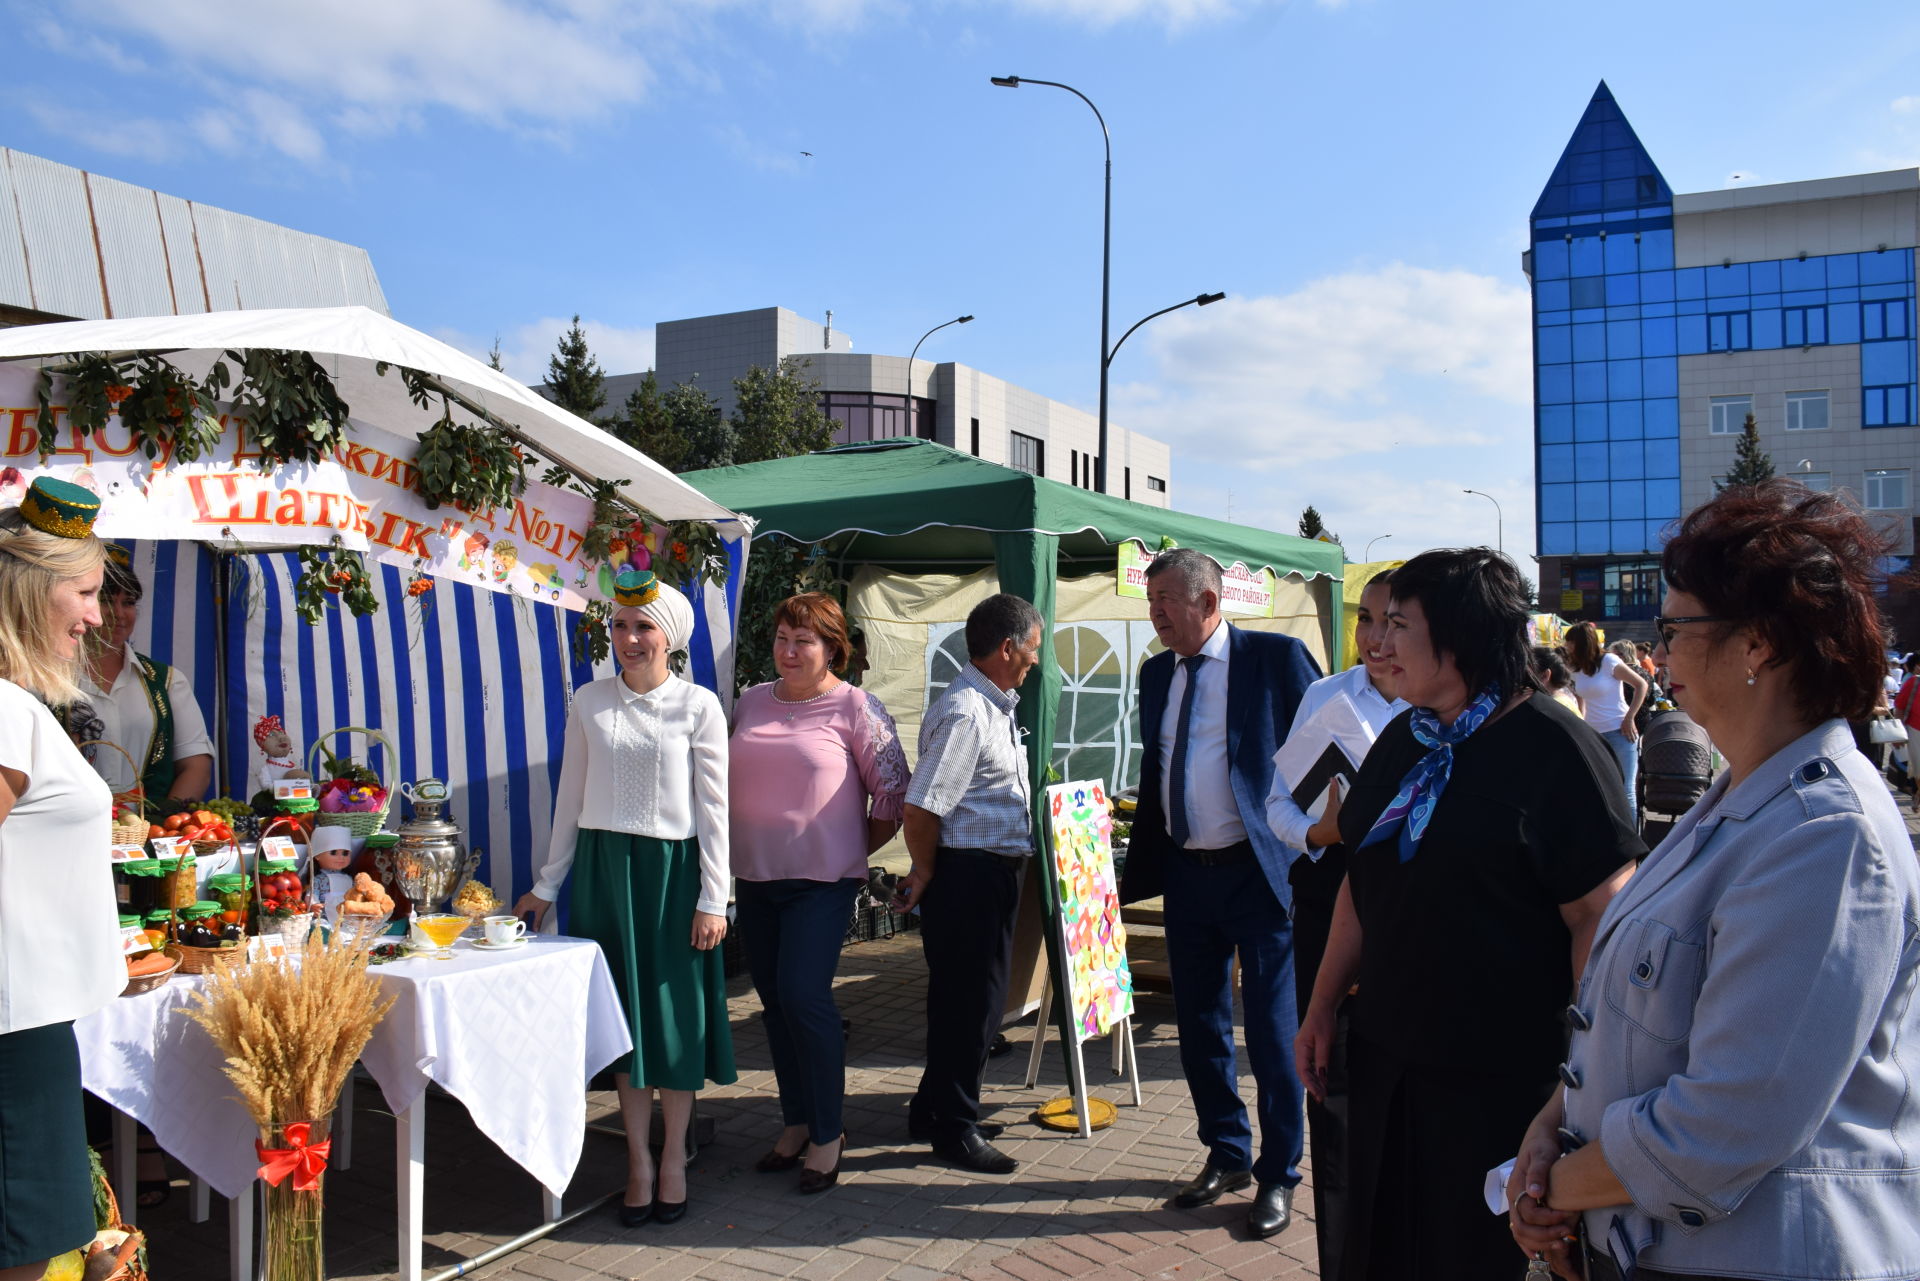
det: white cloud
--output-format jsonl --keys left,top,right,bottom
{"left": 435, "top": 317, "right": 658, "bottom": 388}
{"left": 1115, "top": 263, "right": 1531, "bottom": 464}
{"left": 1008, "top": 0, "right": 1338, "bottom": 26}
{"left": 24, "top": 103, "right": 184, "bottom": 161}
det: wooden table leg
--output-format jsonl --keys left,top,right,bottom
{"left": 229, "top": 1187, "right": 254, "bottom": 1281}
{"left": 396, "top": 1095, "right": 425, "bottom": 1281}
{"left": 111, "top": 1108, "right": 137, "bottom": 1230}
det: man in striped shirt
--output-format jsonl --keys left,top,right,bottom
{"left": 898, "top": 593, "right": 1043, "bottom": 1175}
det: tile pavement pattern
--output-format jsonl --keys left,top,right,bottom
{"left": 136, "top": 932, "right": 1322, "bottom": 1280}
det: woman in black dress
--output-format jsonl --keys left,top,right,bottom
{"left": 1294, "top": 548, "right": 1640, "bottom": 1279}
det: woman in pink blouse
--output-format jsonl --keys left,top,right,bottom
{"left": 730, "top": 592, "right": 909, "bottom": 1195}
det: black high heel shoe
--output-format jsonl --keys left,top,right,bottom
{"left": 798, "top": 1133, "right": 847, "bottom": 1195}
{"left": 618, "top": 1199, "right": 653, "bottom": 1228}
{"left": 652, "top": 1164, "right": 688, "bottom": 1224}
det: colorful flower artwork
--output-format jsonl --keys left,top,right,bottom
{"left": 1046, "top": 780, "right": 1134, "bottom": 1042}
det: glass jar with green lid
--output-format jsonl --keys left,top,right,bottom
{"left": 208, "top": 873, "right": 252, "bottom": 916}
{"left": 121, "top": 859, "right": 167, "bottom": 917}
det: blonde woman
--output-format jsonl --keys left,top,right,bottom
{"left": 0, "top": 479, "right": 124, "bottom": 1281}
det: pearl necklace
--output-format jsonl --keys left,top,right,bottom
{"left": 772, "top": 682, "right": 837, "bottom": 721}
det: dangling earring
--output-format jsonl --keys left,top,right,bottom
{"left": 1746, "top": 668, "right": 1757, "bottom": 686}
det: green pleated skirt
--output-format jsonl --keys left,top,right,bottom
{"left": 569, "top": 829, "right": 736, "bottom": 1090}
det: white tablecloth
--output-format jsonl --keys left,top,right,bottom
{"left": 75, "top": 935, "right": 631, "bottom": 1199}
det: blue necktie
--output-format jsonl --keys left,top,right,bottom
{"left": 1168, "top": 653, "right": 1205, "bottom": 848}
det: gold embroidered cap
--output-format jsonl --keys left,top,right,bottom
{"left": 18, "top": 477, "right": 101, "bottom": 539}
{"left": 612, "top": 568, "right": 661, "bottom": 607}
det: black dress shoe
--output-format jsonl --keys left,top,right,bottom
{"left": 908, "top": 1115, "right": 1006, "bottom": 1143}
{"left": 652, "top": 1197, "right": 686, "bottom": 1225}
{"left": 618, "top": 1200, "right": 653, "bottom": 1228}
{"left": 1247, "top": 1183, "right": 1293, "bottom": 1239}
{"left": 931, "top": 1131, "right": 1019, "bottom": 1175}
{"left": 754, "top": 1145, "right": 804, "bottom": 1173}
{"left": 1172, "top": 1162, "right": 1253, "bottom": 1208}
{"left": 798, "top": 1133, "right": 846, "bottom": 1195}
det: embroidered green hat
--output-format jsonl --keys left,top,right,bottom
{"left": 18, "top": 477, "right": 101, "bottom": 539}
{"left": 612, "top": 567, "right": 661, "bottom": 608}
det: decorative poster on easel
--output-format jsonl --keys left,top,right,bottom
{"left": 1045, "top": 780, "right": 1134, "bottom": 1041}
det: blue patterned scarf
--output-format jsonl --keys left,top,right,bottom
{"left": 1357, "top": 684, "right": 1503, "bottom": 862}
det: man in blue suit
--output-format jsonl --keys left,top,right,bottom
{"left": 1119, "top": 548, "right": 1321, "bottom": 1240}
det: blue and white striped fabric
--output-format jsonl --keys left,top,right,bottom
{"left": 118, "top": 536, "right": 746, "bottom": 905}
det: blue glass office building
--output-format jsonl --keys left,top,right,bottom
{"left": 1530, "top": 84, "right": 1920, "bottom": 627}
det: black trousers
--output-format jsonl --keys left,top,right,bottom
{"left": 1291, "top": 847, "right": 1352, "bottom": 1281}
{"left": 910, "top": 846, "right": 1023, "bottom": 1142}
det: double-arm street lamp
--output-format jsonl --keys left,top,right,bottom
{"left": 991, "top": 74, "right": 1114, "bottom": 492}
{"left": 1463, "top": 489, "right": 1504, "bottom": 556}
{"left": 906, "top": 314, "right": 972, "bottom": 438}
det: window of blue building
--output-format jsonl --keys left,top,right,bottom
{"left": 1707, "top": 312, "right": 1751, "bottom": 351}
{"left": 1783, "top": 306, "right": 1827, "bottom": 346}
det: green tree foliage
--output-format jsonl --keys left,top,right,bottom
{"left": 1297, "top": 504, "right": 1341, "bottom": 547}
{"left": 486, "top": 336, "right": 505, "bottom": 372}
{"left": 609, "top": 370, "right": 688, "bottom": 471}
{"left": 1720, "top": 413, "right": 1775, "bottom": 489}
{"left": 668, "top": 376, "right": 733, "bottom": 472}
{"left": 730, "top": 357, "right": 835, "bottom": 466}
{"left": 544, "top": 316, "right": 606, "bottom": 422}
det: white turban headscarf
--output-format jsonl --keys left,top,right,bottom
{"left": 628, "top": 583, "right": 696, "bottom": 653}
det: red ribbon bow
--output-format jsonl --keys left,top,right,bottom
{"left": 255, "top": 1122, "right": 332, "bottom": 1191}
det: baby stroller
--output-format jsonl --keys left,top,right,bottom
{"left": 1637, "top": 709, "right": 1715, "bottom": 843}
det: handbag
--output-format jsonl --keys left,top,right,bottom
{"left": 1870, "top": 717, "right": 1908, "bottom": 744}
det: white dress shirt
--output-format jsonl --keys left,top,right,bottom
{"left": 1263, "top": 662, "right": 1407, "bottom": 857}
{"left": 1156, "top": 620, "right": 1246, "bottom": 850}
{"left": 80, "top": 643, "right": 213, "bottom": 793}
{"left": 534, "top": 675, "right": 731, "bottom": 915}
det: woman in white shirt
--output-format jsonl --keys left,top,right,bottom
{"left": 0, "top": 479, "right": 124, "bottom": 1281}
{"left": 1565, "top": 621, "right": 1650, "bottom": 823}
{"left": 78, "top": 548, "right": 213, "bottom": 804}
{"left": 514, "top": 572, "right": 732, "bottom": 1230}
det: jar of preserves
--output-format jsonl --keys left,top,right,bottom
{"left": 177, "top": 901, "right": 224, "bottom": 948}
{"left": 208, "top": 873, "right": 252, "bottom": 917}
{"left": 158, "top": 855, "right": 198, "bottom": 911}
{"left": 121, "top": 859, "right": 166, "bottom": 917}
{"left": 142, "top": 909, "right": 172, "bottom": 950}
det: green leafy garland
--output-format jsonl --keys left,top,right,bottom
{"left": 36, "top": 354, "right": 222, "bottom": 463}
{"left": 568, "top": 480, "right": 730, "bottom": 665}
{"left": 215, "top": 348, "right": 350, "bottom": 467}
{"left": 293, "top": 540, "right": 379, "bottom": 624}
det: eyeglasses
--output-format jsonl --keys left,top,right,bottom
{"left": 1654, "top": 615, "right": 1738, "bottom": 646}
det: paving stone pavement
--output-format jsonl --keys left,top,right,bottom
{"left": 135, "top": 928, "right": 1322, "bottom": 1280}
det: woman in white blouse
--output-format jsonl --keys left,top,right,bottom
{"left": 514, "top": 572, "right": 732, "bottom": 1230}
{"left": 0, "top": 479, "right": 125, "bottom": 1281}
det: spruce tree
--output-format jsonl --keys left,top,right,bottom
{"left": 486, "top": 336, "right": 505, "bottom": 372}
{"left": 1721, "top": 413, "right": 1775, "bottom": 489}
{"left": 668, "top": 377, "right": 733, "bottom": 472}
{"left": 1298, "top": 504, "right": 1341, "bottom": 547}
{"left": 544, "top": 316, "right": 606, "bottom": 422}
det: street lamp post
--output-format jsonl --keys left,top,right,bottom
{"left": 992, "top": 74, "right": 1113, "bottom": 492}
{"left": 906, "top": 314, "right": 972, "bottom": 439}
{"left": 1107, "top": 292, "right": 1225, "bottom": 367}
{"left": 1462, "top": 489, "right": 1503, "bottom": 556}
{"left": 1364, "top": 533, "right": 1393, "bottom": 561}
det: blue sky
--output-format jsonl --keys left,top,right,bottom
{"left": 10, "top": 0, "right": 1920, "bottom": 570}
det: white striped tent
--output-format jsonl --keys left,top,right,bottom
{"left": 116, "top": 537, "right": 744, "bottom": 907}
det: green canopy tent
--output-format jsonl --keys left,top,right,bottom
{"left": 687, "top": 438, "right": 1344, "bottom": 1103}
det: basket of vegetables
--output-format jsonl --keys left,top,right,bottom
{"left": 77, "top": 741, "right": 150, "bottom": 846}
{"left": 307, "top": 727, "right": 394, "bottom": 839}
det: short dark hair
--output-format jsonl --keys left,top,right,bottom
{"left": 1387, "top": 548, "right": 1532, "bottom": 701}
{"left": 966, "top": 593, "right": 1043, "bottom": 660}
{"left": 1364, "top": 568, "right": 1394, "bottom": 591}
{"left": 1662, "top": 479, "right": 1890, "bottom": 722}
{"left": 773, "top": 592, "right": 851, "bottom": 674}
{"left": 1143, "top": 547, "right": 1222, "bottom": 603}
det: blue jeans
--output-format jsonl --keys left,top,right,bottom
{"left": 1603, "top": 728, "right": 1640, "bottom": 823}
{"left": 734, "top": 877, "right": 863, "bottom": 1144}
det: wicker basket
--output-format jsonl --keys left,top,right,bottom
{"left": 168, "top": 941, "right": 245, "bottom": 975}
{"left": 120, "top": 950, "right": 179, "bottom": 997}
{"left": 191, "top": 837, "right": 237, "bottom": 858}
{"left": 81, "top": 741, "right": 149, "bottom": 846}
{"left": 88, "top": 1165, "right": 150, "bottom": 1281}
{"left": 332, "top": 907, "right": 394, "bottom": 951}
{"left": 307, "top": 725, "right": 395, "bottom": 839}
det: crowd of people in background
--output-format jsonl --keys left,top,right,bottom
{"left": 5, "top": 474, "right": 1920, "bottom": 1281}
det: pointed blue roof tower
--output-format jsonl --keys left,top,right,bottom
{"left": 1532, "top": 81, "right": 1671, "bottom": 222}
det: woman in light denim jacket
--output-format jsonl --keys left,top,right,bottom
{"left": 1509, "top": 481, "right": 1920, "bottom": 1281}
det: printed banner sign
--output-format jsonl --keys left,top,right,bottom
{"left": 0, "top": 363, "right": 683, "bottom": 612}
{"left": 1044, "top": 779, "right": 1133, "bottom": 1042}
{"left": 1116, "top": 540, "right": 1278, "bottom": 617}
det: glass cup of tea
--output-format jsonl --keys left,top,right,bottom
{"left": 412, "top": 913, "right": 469, "bottom": 958}
{"left": 482, "top": 915, "right": 528, "bottom": 947}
